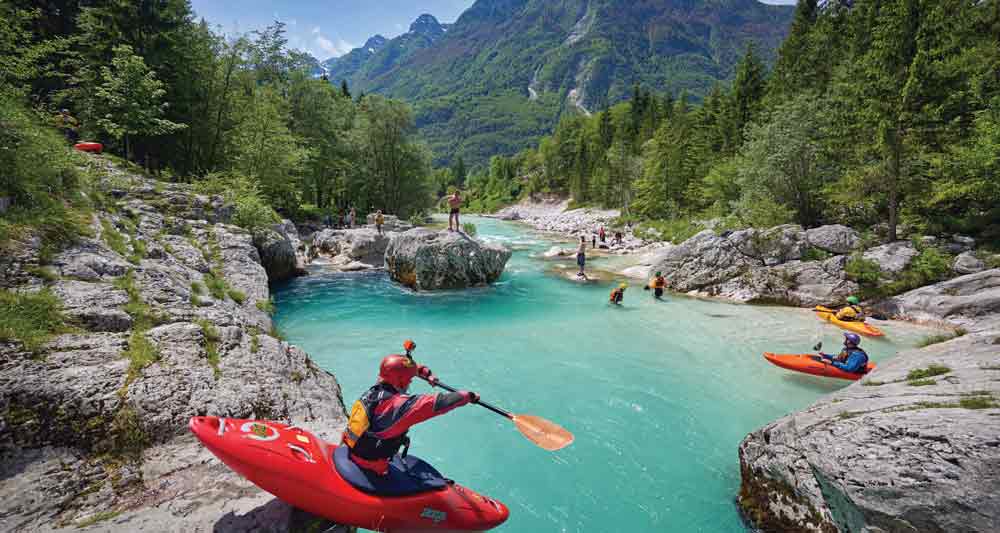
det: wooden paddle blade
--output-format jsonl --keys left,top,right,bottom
{"left": 512, "top": 415, "right": 574, "bottom": 451}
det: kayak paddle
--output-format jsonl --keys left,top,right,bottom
{"left": 422, "top": 376, "right": 574, "bottom": 452}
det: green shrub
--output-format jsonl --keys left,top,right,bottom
{"left": 256, "top": 298, "right": 276, "bottom": 315}
{"left": 101, "top": 218, "right": 129, "bottom": 257}
{"left": 195, "top": 319, "right": 221, "bottom": 377}
{"left": 124, "top": 330, "right": 160, "bottom": 385}
{"left": 113, "top": 270, "right": 159, "bottom": 328}
{"left": 634, "top": 219, "right": 701, "bottom": 244}
{"left": 462, "top": 222, "right": 478, "bottom": 236}
{"left": 907, "top": 379, "right": 937, "bottom": 387}
{"left": 959, "top": 395, "right": 998, "bottom": 409}
{"left": 227, "top": 288, "right": 246, "bottom": 304}
{"left": 0, "top": 289, "right": 66, "bottom": 352}
{"left": 802, "top": 247, "right": 832, "bottom": 262}
{"left": 884, "top": 247, "right": 953, "bottom": 295}
{"left": 204, "top": 272, "right": 228, "bottom": 300}
{"left": 917, "top": 329, "right": 967, "bottom": 348}
{"left": 0, "top": 89, "right": 89, "bottom": 258}
{"left": 190, "top": 281, "right": 205, "bottom": 295}
{"left": 907, "top": 364, "right": 951, "bottom": 381}
{"left": 194, "top": 172, "right": 279, "bottom": 232}
{"left": 129, "top": 237, "right": 147, "bottom": 265}
{"left": 846, "top": 254, "right": 882, "bottom": 286}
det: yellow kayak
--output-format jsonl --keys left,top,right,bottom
{"left": 814, "top": 306, "right": 885, "bottom": 337}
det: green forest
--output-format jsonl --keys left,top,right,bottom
{"left": 3, "top": 0, "right": 999, "bottom": 256}
{"left": 462, "top": 0, "right": 1000, "bottom": 245}
{"left": 1, "top": 0, "right": 435, "bottom": 254}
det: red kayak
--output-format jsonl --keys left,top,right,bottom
{"left": 189, "top": 416, "right": 509, "bottom": 532}
{"left": 74, "top": 142, "right": 103, "bottom": 153}
{"left": 763, "top": 352, "right": 875, "bottom": 381}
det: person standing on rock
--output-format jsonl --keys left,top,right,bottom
{"left": 599, "top": 227, "right": 606, "bottom": 243}
{"left": 349, "top": 207, "right": 357, "bottom": 229}
{"left": 375, "top": 210, "right": 385, "bottom": 235}
{"left": 576, "top": 236, "right": 587, "bottom": 278}
{"left": 447, "top": 190, "right": 463, "bottom": 232}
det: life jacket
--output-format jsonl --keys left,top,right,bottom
{"left": 652, "top": 277, "right": 666, "bottom": 289}
{"left": 839, "top": 347, "right": 870, "bottom": 374}
{"left": 610, "top": 289, "right": 623, "bottom": 303}
{"left": 343, "top": 383, "right": 410, "bottom": 463}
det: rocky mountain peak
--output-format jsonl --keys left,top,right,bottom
{"left": 409, "top": 14, "right": 445, "bottom": 37}
{"left": 364, "top": 34, "right": 388, "bottom": 52}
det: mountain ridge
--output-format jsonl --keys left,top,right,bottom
{"left": 327, "top": 1, "right": 795, "bottom": 165}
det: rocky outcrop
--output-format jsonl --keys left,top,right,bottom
{"left": 253, "top": 220, "right": 308, "bottom": 283}
{"left": 874, "top": 269, "right": 1000, "bottom": 331}
{"left": 384, "top": 229, "right": 511, "bottom": 290}
{"left": 650, "top": 226, "right": 858, "bottom": 306}
{"left": 953, "top": 251, "right": 986, "bottom": 275}
{"left": 739, "top": 270, "right": 1000, "bottom": 533}
{"left": 312, "top": 228, "right": 394, "bottom": 271}
{"left": 0, "top": 160, "right": 349, "bottom": 532}
{"left": 805, "top": 224, "right": 860, "bottom": 255}
{"left": 863, "top": 241, "right": 920, "bottom": 276}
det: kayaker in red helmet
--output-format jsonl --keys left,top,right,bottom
{"left": 342, "top": 340, "right": 479, "bottom": 475}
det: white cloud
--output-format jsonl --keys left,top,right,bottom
{"left": 312, "top": 26, "right": 354, "bottom": 58}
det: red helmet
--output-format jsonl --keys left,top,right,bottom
{"left": 379, "top": 354, "right": 418, "bottom": 391}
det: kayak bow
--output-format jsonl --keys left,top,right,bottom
{"left": 190, "top": 416, "right": 509, "bottom": 532}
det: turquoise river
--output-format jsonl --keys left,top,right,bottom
{"left": 274, "top": 217, "right": 938, "bottom": 532}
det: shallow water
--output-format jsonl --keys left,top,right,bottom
{"left": 274, "top": 217, "right": 938, "bottom": 533}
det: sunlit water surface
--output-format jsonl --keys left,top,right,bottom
{"left": 274, "top": 217, "right": 937, "bottom": 532}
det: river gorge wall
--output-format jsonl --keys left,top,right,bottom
{"left": 0, "top": 160, "right": 350, "bottom": 532}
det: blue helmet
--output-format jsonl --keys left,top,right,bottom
{"left": 844, "top": 333, "right": 861, "bottom": 347}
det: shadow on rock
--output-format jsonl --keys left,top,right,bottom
{"left": 214, "top": 499, "right": 352, "bottom": 533}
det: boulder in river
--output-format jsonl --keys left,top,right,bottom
{"left": 385, "top": 229, "right": 511, "bottom": 290}
{"left": 312, "top": 228, "right": 393, "bottom": 270}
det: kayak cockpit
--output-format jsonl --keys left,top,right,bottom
{"left": 333, "top": 445, "right": 449, "bottom": 497}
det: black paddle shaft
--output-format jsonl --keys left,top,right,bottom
{"left": 420, "top": 377, "right": 513, "bottom": 420}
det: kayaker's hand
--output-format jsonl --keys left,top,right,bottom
{"left": 465, "top": 391, "right": 480, "bottom": 404}
{"left": 418, "top": 365, "right": 433, "bottom": 379}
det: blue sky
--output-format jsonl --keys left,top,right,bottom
{"left": 189, "top": 0, "right": 797, "bottom": 61}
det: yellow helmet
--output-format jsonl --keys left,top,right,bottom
{"left": 620, "top": 283, "right": 628, "bottom": 289}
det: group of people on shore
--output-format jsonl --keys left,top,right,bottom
{"left": 323, "top": 207, "right": 387, "bottom": 235}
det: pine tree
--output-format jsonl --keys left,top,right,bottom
{"left": 598, "top": 108, "right": 614, "bottom": 152}
{"left": 726, "top": 42, "right": 767, "bottom": 153}
{"left": 767, "top": 0, "right": 819, "bottom": 100}
{"left": 341, "top": 80, "right": 351, "bottom": 98}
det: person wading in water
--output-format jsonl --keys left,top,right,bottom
{"left": 576, "top": 236, "right": 587, "bottom": 278}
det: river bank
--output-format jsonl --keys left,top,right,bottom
{"left": 0, "top": 159, "right": 351, "bottom": 532}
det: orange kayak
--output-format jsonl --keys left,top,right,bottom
{"left": 814, "top": 306, "right": 884, "bottom": 337}
{"left": 764, "top": 352, "right": 875, "bottom": 381}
